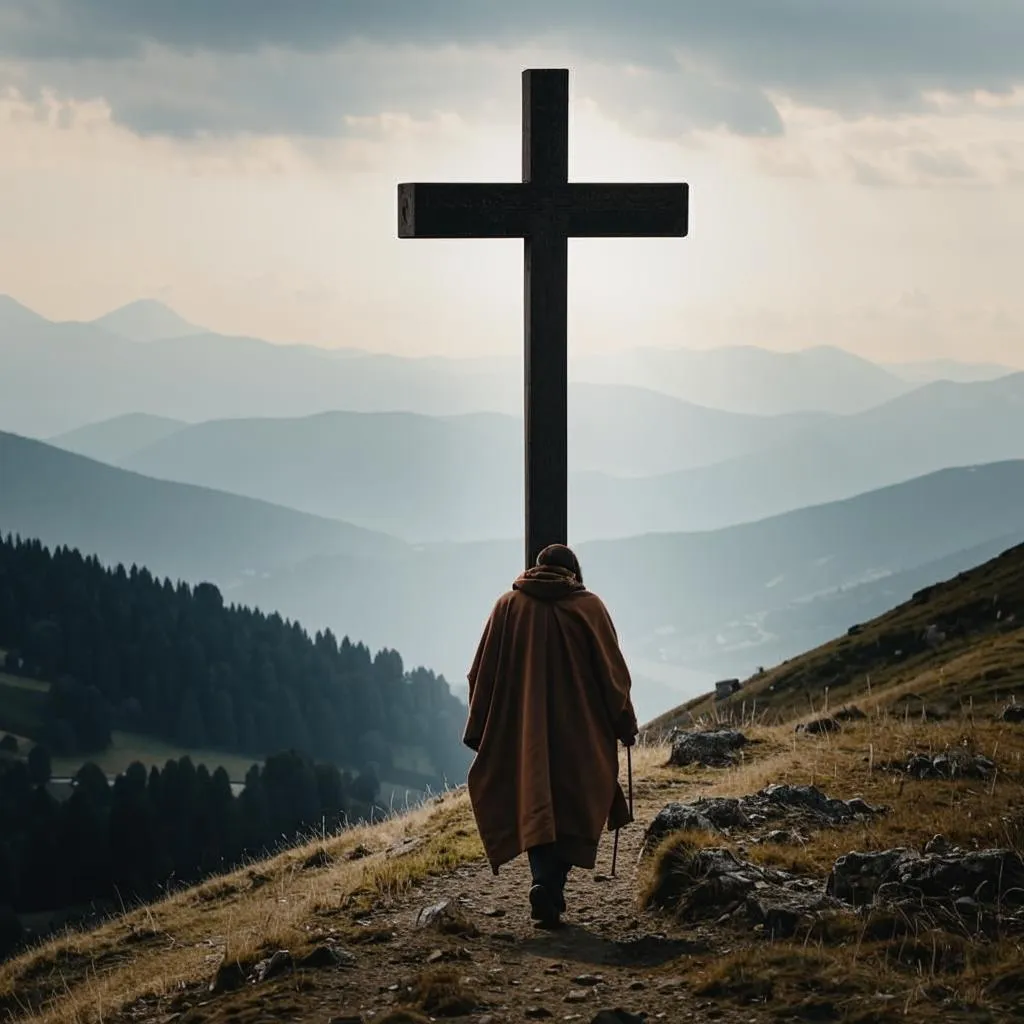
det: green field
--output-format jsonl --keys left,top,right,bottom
{"left": 1, "top": 672, "right": 434, "bottom": 799}
{"left": 48, "top": 731, "right": 262, "bottom": 782}
{"left": 0, "top": 672, "right": 49, "bottom": 739}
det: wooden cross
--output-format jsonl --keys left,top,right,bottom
{"left": 398, "top": 68, "right": 688, "bottom": 568}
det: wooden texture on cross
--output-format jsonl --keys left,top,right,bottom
{"left": 397, "top": 69, "right": 689, "bottom": 569}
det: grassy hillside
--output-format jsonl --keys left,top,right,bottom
{"left": 649, "top": 537, "right": 1024, "bottom": 734}
{"left": 4, "top": 712, "right": 1022, "bottom": 1022}
{"left": 3, "top": 531, "right": 1024, "bottom": 1021}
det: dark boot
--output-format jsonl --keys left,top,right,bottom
{"left": 527, "top": 844, "right": 570, "bottom": 926}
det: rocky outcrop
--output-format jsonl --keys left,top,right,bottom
{"left": 827, "top": 845, "right": 1024, "bottom": 931}
{"left": 643, "top": 784, "right": 884, "bottom": 852}
{"left": 645, "top": 846, "right": 838, "bottom": 938}
{"left": 881, "top": 751, "right": 996, "bottom": 780}
{"left": 667, "top": 729, "right": 748, "bottom": 768}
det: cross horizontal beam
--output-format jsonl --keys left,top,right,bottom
{"left": 397, "top": 182, "right": 689, "bottom": 239}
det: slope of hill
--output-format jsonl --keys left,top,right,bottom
{"left": 649, "top": 536, "right": 1024, "bottom": 737}
{"left": 84, "top": 299, "right": 203, "bottom": 343}
{"left": 885, "top": 356, "right": 1016, "bottom": 384}
{"left": 573, "top": 371, "right": 1024, "bottom": 536}
{"left": 4, "top": 663, "right": 1022, "bottom": 1023}
{"left": 0, "top": 432, "right": 403, "bottom": 586}
{"left": 574, "top": 343, "right": 914, "bottom": 414}
{"left": 49, "top": 413, "right": 189, "bottom": 464}
{"left": 0, "top": 531, "right": 467, "bottom": 783}
{"left": 232, "top": 462, "right": 1024, "bottom": 720}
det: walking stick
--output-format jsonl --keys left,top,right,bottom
{"left": 610, "top": 743, "right": 635, "bottom": 878}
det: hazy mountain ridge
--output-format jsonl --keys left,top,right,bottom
{"left": 56, "top": 371, "right": 1024, "bottom": 542}
{"left": 50, "top": 413, "right": 189, "bottom": 463}
{"left": 0, "top": 431, "right": 404, "bottom": 587}
{"left": 3, "top": 295, "right": 1013, "bottom": 440}
{"left": 232, "top": 461, "right": 1024, "bottom": 719}
{"left": 85, "top": 299, "right": 203, "bottom": 343}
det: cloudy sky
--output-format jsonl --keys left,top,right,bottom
{"left": 0, "top": 1, "right": 1022, "bottom": 363}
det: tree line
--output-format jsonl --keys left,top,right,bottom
{"left": 0, "top": 534, "right": 471, "bottom": 786}
{"left": 0, "top": 745, "right": 384, "bottom": 958}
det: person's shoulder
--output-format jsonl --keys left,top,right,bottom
{"left": 570, "top": 589, "right": 610, "bottom": 616}
{"left": 490, "top": 589, "right": 518, "bottom": 613}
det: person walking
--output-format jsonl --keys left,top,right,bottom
{"left": 463, "top": 543, "right": 639, "bottom": 927}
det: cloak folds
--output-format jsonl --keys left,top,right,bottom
{"left": 463, "top": 565, "right": 639, "bottom": 874}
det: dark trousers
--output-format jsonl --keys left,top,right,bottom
{"left": 528, "top": 844, "right": 570, "bottom": 907}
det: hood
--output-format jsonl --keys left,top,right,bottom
{"left": 512, "top": 564, "right": 586, "bottom": 601}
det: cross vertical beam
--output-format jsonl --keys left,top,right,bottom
{"left": 523, "top": 70, "right": 569, "bottom": 569}
{"left": 397, "top": 68, "right": 689, "bottom": 571}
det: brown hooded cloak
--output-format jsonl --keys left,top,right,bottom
{"left": 463, "top": 565, "right": 639, "bottom": 874}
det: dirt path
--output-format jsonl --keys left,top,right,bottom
{"left": 173, "top": 767, "right": 762, "bottom": 1024}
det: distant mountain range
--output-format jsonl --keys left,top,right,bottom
{"left": 43, "top": 371, "right": 1024, "bottom": 542}
{"left": 0, "top": 432, "right": 401, "bottom": 585}
{"left": 6, "top": 428, "right": 1024, "bottom": 721}
{"left": 3, "top": 295, "right": 1019, "bottom": 439}
{"left": 89, "top": 298, "right": 203, "bottom": 343}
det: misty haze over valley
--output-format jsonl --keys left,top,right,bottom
{"left": 3, "top": 295, "right": 1023, "bottom": 722}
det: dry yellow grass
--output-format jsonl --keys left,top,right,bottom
{"left": 0, "top": 792, "right": 480, "bottom": 1024}
{"left": 635, "top": 706, "right": 1024, "bottom": 1020}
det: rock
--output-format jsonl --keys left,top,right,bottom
{"left": 668, "top": 729, "right": 748, "bottom": 768}
{"left": 827, "top": 849, "right": 917, "bottom": 904}
{"left": 297, "top": 945, "right": 356, "bottom": 969}
{"left": 924, "top": 834, "right": 952, "bottom": 856}
{"left": 643, "top": 798, "right": 748, "bottom": 850}
{"left": 645, "top": 846, "right": 837, "bottom": 929}
{"left": 834, "top": 705, "right": 867, "bottom": 722}
{"left": 760, "top": 784, "right": 884, "bottom": 825}
{"left": 346, "top": 844, "right": 372, "bottom": 861}
{"left": 208, "top": 957, "right": 247, "bottom": 995}
{"left": 744, "top": 899, "right": 804, "bottom": 939}
{"left": 643, "top": 784, "right": 884, "bottom": 852}
{"left": 415, "top": 900, "right": 480, "bottom": 938}
{"left": 302, "top": 848, "right": 333, "bottom": 870}
{"left": 573, "top": 974, "right": 603, "bottom": 986}
{"left": 566, "top": 989, "right": 591, "bottom": 1003}
{"left": 251, "top": 949, "right": 292, "bottom": 983}
{"left": 888, "top": 751, "right": 996, "bottom": 780}
{"left": 326, "top": 1016, "right": 364, "bottom": 1024}
{"left": 482, "top": 907, "right": 506, "bottom": 918}
{"left": 796, "top": 716, "right": 841, "bottom": 735}
{"left": 591, "top": 1012, "right": 647, "bottom": 1024}
{"left": 525, "top": 1007, "right": 553, "bottom": 1018}
{"left": 828, "top": 847, "right": 1024, "bottom": 914}
{"left": 1002, "top": 704, "right": 1024, "bottom": 723}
